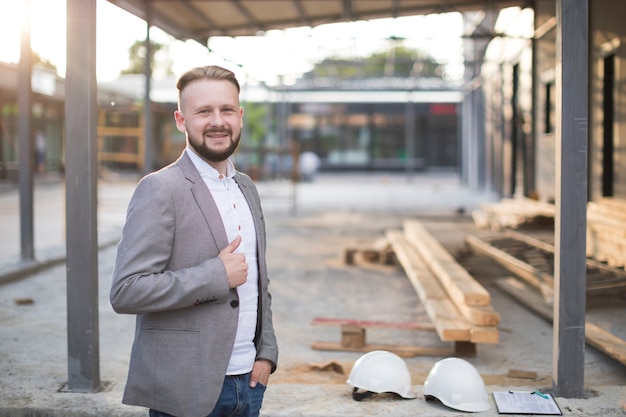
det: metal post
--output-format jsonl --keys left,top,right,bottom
{"left": 143, "top": 2, "right": 153, "bottom": 175}
{"left": 553, "top": 0, "right": 588, "bottom": 398}
{"left": 65, "top": 0, "right": 100, "bottom": 392}
{"left": 404, "top": 98, "right": 415, "bottom": 176}
{"left": 18, "top": 0, "right": 34, "bottom": 261}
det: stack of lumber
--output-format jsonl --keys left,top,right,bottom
{"left": 472, "top": 197, "right": 555, "bottom": 231}
{"left": 386, "top": 220, "right": 500, "bottom": 347}
{"left": 465, "top": 232, "right": 555, "bottom": 304}
{"left": 587, "top": 197, "right": 626, "bottom": 268}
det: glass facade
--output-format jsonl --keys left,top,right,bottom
{"left": 290, "top": 101, "right": 458, "bottom": 171}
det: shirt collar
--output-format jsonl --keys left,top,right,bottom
{"left": 185, "top": 146, "right": 235, "bottom": 180}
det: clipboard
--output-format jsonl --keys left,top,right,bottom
{"left": 492, "top": 391, "right": 562, "bottom": 415}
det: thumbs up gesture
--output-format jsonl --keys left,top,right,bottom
{"left": 218, "top": 236, "right": 248, "bottom": 288}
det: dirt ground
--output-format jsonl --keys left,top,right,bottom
{"left": 260, "top": 209, "right": 626, "bottom": 391}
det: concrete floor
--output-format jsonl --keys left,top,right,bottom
{"left": 0, "top": 172, "right": 624, "bottom": 416}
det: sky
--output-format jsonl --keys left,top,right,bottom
{"left": 0, "top": 0, "right": 529, "bottom": 87}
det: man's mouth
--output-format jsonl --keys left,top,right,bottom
{"left": 205, "top": 130, "right": 230, "bottom": 138}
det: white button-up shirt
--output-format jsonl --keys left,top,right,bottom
{"left": 186, "top": 148, "right": 259, "bottom": 375}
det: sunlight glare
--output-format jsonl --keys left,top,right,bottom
{"left": 0, "top": 0, "right": 28, "bottom": 63}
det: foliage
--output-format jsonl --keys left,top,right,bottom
{"left": 31, "top": 51, "right": 57, "bottom": 72}
{"left": 121, "top": 40, "right": 173, "bottom": 76}
{"left": 242, "top": 101, "right": 267, "bottom": 147}
{"left": 309, "top": 44, "right": 444, "bottom": 79}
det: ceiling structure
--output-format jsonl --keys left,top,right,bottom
{"left": 106, "top": 0, "right": 531, "bottom": 45}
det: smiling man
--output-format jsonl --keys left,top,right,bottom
{"left": 110, "top": 65, "right": 278, "bottom": 417}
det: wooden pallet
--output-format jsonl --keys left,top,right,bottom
{"left": 466, "top": 230, "right": 626, "bottom": 303}
{"left": 310, "top": 317, "right": 464, "bottom": 357}
{"left": 344, "top": 237, "right": 395, "bottom": 265}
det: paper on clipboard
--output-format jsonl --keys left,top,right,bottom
{"left": 493, "top": 391, "right": 562, "bottom": 415}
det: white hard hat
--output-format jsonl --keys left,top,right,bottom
{"left": 423, "top": 357, "right": 491, "bottom": 412}
{"left": 346, "top": 350, "right": 417, "bottom": 400}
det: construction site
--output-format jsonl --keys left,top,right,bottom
{"left": 1, "top": 0, "right": 626, "bottom": 416}
{"left": 1, "top": 172, "right": 625, "bottom": 416}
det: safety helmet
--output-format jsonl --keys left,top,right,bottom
{"left": 423, "top": 357, "right": 490, "bottom": 412}
{"left": 346, "top": 350, "right": 417, "bottom": 400}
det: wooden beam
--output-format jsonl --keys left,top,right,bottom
{"left": 465, "top": 233, "right": 554, "bottom": 303}
{"left": 496, "top": 277, "right": 626, "bottom": 367}
{"left": 386, "top": 230, "right": 473, "bottom": 342}
{"left": 403, "top": 220, "right": 491, "bottom": 307}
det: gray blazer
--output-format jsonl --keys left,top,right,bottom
{"left": 110, "top": 151, "right": 278, "bottom": 417}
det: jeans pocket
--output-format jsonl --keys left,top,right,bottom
{"left": 248, "top": 381, "right": 267, "bottom": 417}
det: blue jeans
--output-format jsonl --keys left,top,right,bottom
{"left": 149, "top": 373, "right": 266, "bottom": 417}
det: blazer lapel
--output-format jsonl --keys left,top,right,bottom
{"left": 233, "top": 173, "right": 265, "bottom": 256}
{"left": 177, "top": 152, "right": 229, "bottom": 250}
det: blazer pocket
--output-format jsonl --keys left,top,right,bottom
{"left": 137, "top": 327, "right": 205, "bottom": 403}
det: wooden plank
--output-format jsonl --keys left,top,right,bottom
{"left": 586, "top": 222, "right": 626, "bottom": 267}
{"left": 310, "top": 340, "right": 454, "bottom": 358}
{"left": 494, "top": 277, "right": 553, "bottom": 319}
{"left": 403, "top": 220, "right": 491, "bottom": 307}
{"left": 457, "top": 303, "right": 500, "bottom": 327}
{"left": 386, "top": 230, "right": 449, "bottom": 301}
{"left": 470, "top": 326, "right": 499, "bottom": 344}
{"left": 588, "top": 203, "right": 626, "bottom": 225}
{"left": 595, "top": 197, "right": 626, "bottom": 213}
{"left": 585, "top": 323, "right": 626, "bottom": 366}
{"left": 424, "top": 299, "right": 472, "bottom": 342}
{"left": 310, "top": 317, "right": 436, "bottom": 331}
{"left": 465, "top": 234, "right": 554, "bottom": 303}
{"left": 504, "top": 230, "right": 626, "bottom": 294}
{"left": 386, "top": 230, "right": 473, "bottom": 342}
{"left": 475, "top": 198, "right": 555, "bottom": 230}
{"left": 495, "top": 277, "right": 626, "bottom": 367}
{"left": 504, "top": 230, "right": 555, "bottom": 253}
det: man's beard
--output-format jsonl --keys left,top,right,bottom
{"left": 188, "top": 129, "right": 241, "bottom": 163}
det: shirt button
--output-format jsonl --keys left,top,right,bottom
{"left": 230, "top": 299, "right": 239, "bottom": 308}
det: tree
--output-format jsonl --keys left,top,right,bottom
{"left": 32, "top": 51, "right": 57, "bottom": 72}
{"left": 309, "top": 44, "right": 445, "bottom": 79}
{"left": 121, "top": 40, "right": 173, "bottom": 77}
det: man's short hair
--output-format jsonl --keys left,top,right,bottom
{"left": 176, "top": 65, "right": 241, "bottom": 96}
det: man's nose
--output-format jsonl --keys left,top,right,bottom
{"left": 209, "top": 111, "right": 225, "bottom": 125}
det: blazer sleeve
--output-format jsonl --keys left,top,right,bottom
{"left": 110, "top": 172, "right": 231, "bottom": 314}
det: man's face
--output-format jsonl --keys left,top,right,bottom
{"left": 174, "top": 79, "right": 243, "bottom": 163}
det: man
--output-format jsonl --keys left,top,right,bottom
{"left": 110, "top": 65, "right": 278, "bottom": 417}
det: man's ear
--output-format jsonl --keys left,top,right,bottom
{"left": 174, "top": 110, "right": 186, "bottom": 133}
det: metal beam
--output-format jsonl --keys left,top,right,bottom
{"left": 404, "top": 99, "right": 416, "bottom": 174}
{"left": 553, "top": 0, "right": 588, "bottom": 398}
{"left": 143, "top": 2, "right": 153, "bottom": 176}
{"left": 65, "top": 0, "right": 100, "bottom": 392}
{"left": 18, "top": 0, "right": 34, "bottom": 261}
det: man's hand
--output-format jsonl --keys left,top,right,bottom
{"left": 250, "top": 359, "right": 272, "bottom": 387}
{"left": 219, "top": 236, "right": 248, "bottom": 288}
